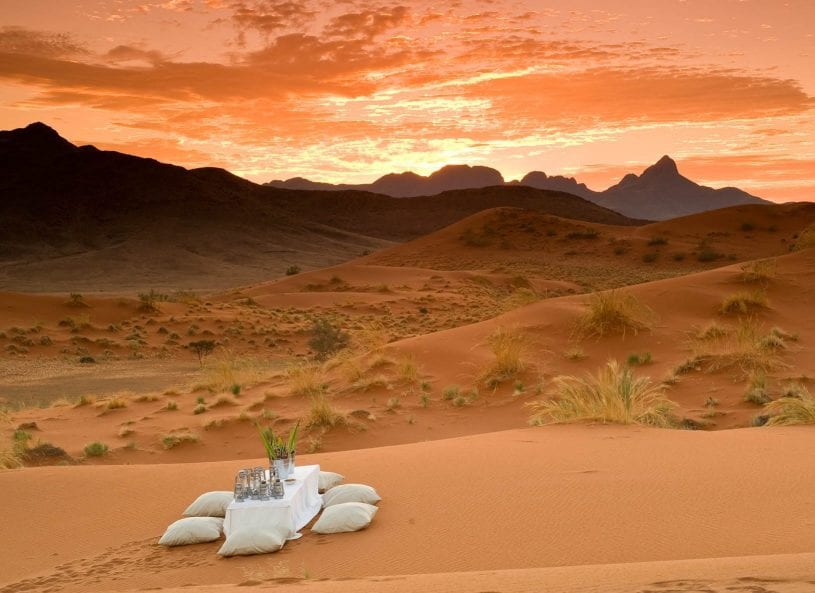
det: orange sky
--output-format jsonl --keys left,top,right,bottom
{"left": 1, "top": 0, "right": 813, "bottom": 201}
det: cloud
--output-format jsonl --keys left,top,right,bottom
{"left": 322, "top": 5, "right": 410, "bottom": 40}
{"left": 0, "top": 27, "right": 88, "bottom": 59}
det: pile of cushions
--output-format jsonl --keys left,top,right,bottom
{"left": 156, "top": 470, "right": 381, "bottom": 556}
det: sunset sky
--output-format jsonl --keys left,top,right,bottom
{"left": 1, "top": 0, "right": 813, "bottom": 201}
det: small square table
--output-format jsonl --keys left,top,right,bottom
{"left": 224, "top": 464, "right": 321, "bottom": 540}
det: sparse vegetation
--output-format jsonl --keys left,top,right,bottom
{"left": 744, "top": 371, "right": 772, "bottom": 405}
{"left": 482, "top": 327, "right": 526, "bottom": 388}
{"left": 626, "top": 352, "right": 652, "bottom": 366}
{"left": 688, "top": 319, "right": 788, "bottom": 379}
{"left": 563, "top": 346, "right": 587, "bottom": 361}
{"left": 442, "top": 385, "right": 460, "bottom": 401}
{"left": 67, "top": 293, "right": 88, "bottom": 308}
{"left": 647, "top": 236, "right": 668, "bottom": 246}
{"left": 308, "top": 318, "right": 350, "bottom": 360}
{"left": 165, "top": 400, "right": 179, "bottom": 411}
{"left": 642, "top": 252, "right": 658, "bottom": 263}
{"left": 285, "top": 265, "right": 301, "bottom": 276}
{"left": 161, "top": 431, "right": 199, "bottom": 449}
{"left": 83, "top": 441, "right": 109, "bottom": 457}
{"left": 137, "top": 289, "right": 165, "bottom": 313}
{"left": 720, "top": 290, "right": 769, "bottom": 315}
{"left": 566, "top": 228, "right": 599, "bottom": 240}
{"left": 791, "top": 223, "right": 815, "bottom": 251}
{"left": 307, "top": 393, "right": 344, "bottom": 428}
{"left": 189, "top": 340, "right": 216, "bottom": 367}
{"left": 763, "top": 385, "right": 815, "bottom": 425}
{"left": 740, "top": 259, "right": 777, "bottom": 284}
{"left": 527, "top": 360, "right": 676, "bottom": 427}
{"left": 287, "top": 362, "right": 325, "bottom": 396}
{"left": 575, "top": 290, "right": 654, "bottom": 338}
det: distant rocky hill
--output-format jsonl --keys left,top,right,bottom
{"left": 270, "top": 156, "right": 769, "bottom": 220}
{"left": 0, "top": 123, "right": 639, "bottom": 291}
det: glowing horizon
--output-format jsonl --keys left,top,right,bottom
{"left": 1, "top": 0, "right": 814, "bottom": 202}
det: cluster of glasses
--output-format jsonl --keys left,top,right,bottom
{"left": 233, "top": 466, "right": 285, "bottom": 502}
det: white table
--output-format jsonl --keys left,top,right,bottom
{"left": 224, "top": 464, "right": 321, "bottom": 540}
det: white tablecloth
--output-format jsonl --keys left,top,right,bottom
{"left": 224, "top": 464, "right": 321, "bottom": 539}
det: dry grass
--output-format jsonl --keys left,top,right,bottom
{"left": 0, "top": 447, "right": 23, "bottom": 469}
{"left": 396, "top": 356, "right": 420, "bottom": 386}
{"left": 689, "top": 319, "right": 788, "bottom": 379}
{"left": 202, "top": 353, "right": 278, "bottom": 392}
{"left": 161, "top": 431, "right": 199, "bottom": 449}
{"left": 527, "top": 360, "right": 676, "bottom": 428}
{"left": 791, "top": 222, "right": 815, "bottom": 252}
{"left": 104, "top": 396, "right": 128, "bottom": 410}
{"left": 306, "top": 393, "right": 345, "bottom": 428}
{"left": 764, "top": 386, "right": 815, "bottom": 425}
{"left": 287, "top": 362, "right": 326, "bottom": 396}
{"left": 744, "top": 370, "right": 772, "bottom": 405}
{"left": 575, "top": 290, "right": 654, "bottom": 338}
{"left": 695, "top": 322, "right": 729, "bottom": 341}
{"left": 481, "top": 326, "right": 526, "bottom": 388}
{"left": 720, "top": 290, "right": 769, "bottom": 315}
{"left": 739, "top": 259, "right": 777, "bottom": 284}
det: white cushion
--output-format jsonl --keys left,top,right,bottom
{"left": 318, "top": 471, "right": 345, "bottom": 493}
{"left": 217, "top": 526, "right": 288, "bottom": 556}
{"left": 312, "top": 502, "right": 378, "bottom": 534}
{"left": 158, "top": 517, "right": 223, "bottom": 546}
{"left": 322, "top": 483, "right": 381, "bottom": 508}
{"left": 182, "top": 491, "right": 233, "bottom": 517}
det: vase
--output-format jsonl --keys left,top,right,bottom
{"left": 271, "top": 457, "right": 290, "bottom": 479}
{"left": 288, "top": 452, "right": 296, "bottom": 477}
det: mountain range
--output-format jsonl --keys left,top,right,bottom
{"left": 0, "top": 122, "right": 635, "bottom": 291}
{"left": 268, "top": 157, "right": 768, "bottom": 220}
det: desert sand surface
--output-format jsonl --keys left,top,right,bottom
{"left": 2, "top": 425, "right": 815, "bottom": 593}
{"left": 2, "top": 205, "right": 815, "bottom": 593}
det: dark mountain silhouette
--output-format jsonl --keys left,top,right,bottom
{"left": 595, "top": 156, "right": 768, "bottom": 220}
{"left": 0, "top": 123, "right": 639, "bottom": 291}
{"left": 268, "top": 164, "right": 505, "bottom": 197}
{"left": 272, "top": 156, "right": 769, "bottom": 220}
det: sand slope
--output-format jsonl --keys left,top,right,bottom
{"left": 2, "top": 425, "right": 815, "bottom": 592}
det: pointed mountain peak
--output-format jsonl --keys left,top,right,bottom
{"left": 642, "top": 155, "right": 679, "bottom": 177}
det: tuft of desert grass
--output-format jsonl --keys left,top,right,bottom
{"left": 105, "top": 397, "right": 128, "bottom": 410}
{"left": 307, "top": 393, "right": 345, "bottom": 428}
{"left": 739, "top": 259, "right": 777, "bottom": 284}
{"left": 481, "top": 326, "right": 526, "bottom": 388}
{"left": 791, "top": 222, "right": 815, "bottom": 252}
{"left": 696, "top": 322, "right": 729, "bottom": 341}
{"left": 563, "top": 345, "right": 587, "bottom": 361}
{"left": 744, "top": 370, "right": 772, "bottom": 405}
{"left": 575, "top": 291, "right": 654, "bottom": 338}
{"left": 83, "top": 441, "right": 109, "bottom": 457}
{"left": 161, "top": 431, "right": 199, "bottom": 449}
{"left": 118, "top": 426, "right": 135, "bottom": 438}
{"left": 0, "top": 447, "right": 23, "bottom": 469}
{"left": 203, "top": 353, "right": 276, "bottom": 392}
{"left": 764, "top": 385, "right": 815, "bottom": 425}
{"left": 720, "top": 290, "right": 769, "bottom": 315}
{"left": 396, "top": 356, "right": 420, "bottom": 386}
{"left": 287, "top": 362, "right": 326, "bottom": 397}
{"left": 527, "top": 360, "right": 676, "bottom": 428}
{"left": 74, "top": 395, "right": 95, "bottom": 407}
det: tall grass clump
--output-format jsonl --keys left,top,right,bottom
{"left": 83, "top": 441, "right": 109, "bottom": 457}
{"left": 720, "top": 290, "right": 769, "bottom": 315}
{"left": 287, "top": 362, "right": 326, "bottom": 397}
{"left": 527, "top": 360, "right": 676, "bottom": 427}
{"left": 482, "top": 327, "right": 526, "bottom": 387}
{"left": 307, "top": 393, "right": 345, "bottom": 428}
{"left": 739, "top": 259, "right": 777, "bottom": 284}
{"left": 791, "top": 223, "right": 815, "bottom": 252}
{"left": 575, "top": 291, "right": 654, "bottom": 338}
{"left": 691, "top": 318, "right": 787, "bottom": 379}
{"left": 203, "top": 353, "right": 273, "bottom": 392}
{"left": 764, "top": 386, "right": 815, "bottom": 425}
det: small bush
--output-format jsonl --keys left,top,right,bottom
{"left": 442, "top": 385, "right": 460, "bottom": 401}
{"left": 307, "top": 393, "right": 345, "bottom": 428}
{"left": 744, "top": 371, "right": 771, "bottom": 405}
{"left": 626, "top": 352, "right": 652, "bottom": 366}
{"left": 527, "top": 360, "right": 676, "bottom": 427}
{"left": 672, "top": 252, "right": 686, "bottom": 262}
{"left": 67, "top": 293, "right": 88, "bottom": 308}
{"left": 740, "top": 222, "right": 756, "bottom": 232}
{"left": 575, "top": 290, "right": 654, "bottom": 338}
{"left": 563, "top": 346, "right": 587, "bottom": 361}
{"left": 419, "top": 392, "right": 430, "bottom": 407}
{"left": 230, "top": 383, "right": 241, "bottom": 396}
{"left": 720, "top": 290, "right": 769, "bottom": 315}
{"left": 791, "top": 223, "right": 815, "bottom": 251}
{"left": 79, "top": 356, "right": 96, "bottom": 364}
{"left": 308, "top": 318, "right": 350, "bottom": 360}
{"left": 764, "top": 385, "right": 815, "bottom": 425}
{"left": 165, "top": 400, "right": 179, "bottom": 411}
{"left": 137, "top": 289, "right": 164, "bottom": 313}
{"left": 106, "top": 397, "right": 128, "bottom": 410}
{"left": 189, "top": 340, "right": 216, "bottom": 367}
{"left": 739, "top": 259, "right": 777, "bottom": 284}
{"left": 647, "top": 237, "right": 668, "bottom": 246}
{"left": 482, "top": 327, "right": 525, "bottom": 388}
{"left": 566, "top": 228, "right": 599, "bottom": 240}
{"left": 642, "top": 252, "right": 658, "bottom": 263}
{"left": 161, "top": 432, "right": 199, "bottom": 449}
{"left": 385, "top": 397, "right": 401, "bottom": 412}
{"left": 193, "top": 403, "right": 207, "bottom": 415}
{"left": 83, "top": 441, "right": 109, "bottom": 457}
{"left": 285, "top": 265, "right": 301, "bottom": 275}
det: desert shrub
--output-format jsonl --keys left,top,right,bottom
{"left": 287, "top": 362, "right": 325, "bottom": 396}
{"left": 720, "top": 290, "right": 769, "bottom": 315}
{"left": 566, "top": 228, "right": 599, "bottom": 240}
{"left": 647, "top": 237, "right": 668, "bottom": 246}
{"left": 689, "top": 319, "right": 787, "bottom": 379}
{"left": 563, "top": 346, "right": 587, "bottom": 361}
{"left": 83, "top": 441, "right": 109, "bottom": 457}
{"left": 165, "top": 400, "right": 178, "bottom": 411}
{"left": 161, "top": 432, "right": 199, "bottom": 449}
{"left": 419, "top": 392, "right": 430, "bottom": 408}
{"left": 189, "top": 339, "right": 216, "bottom": 367}
{"left": 67, "top": 293, "right": 88, "bottom": 308}
{"left": 791, "top": 223, "right": 815, "bottom": 251}
{"left": 672, "top": 252, "right": 686, "bottom": 262}
{"left": 442, "top": 385, "right": 460, "bottom": 400}
{"left": 105, "top": 397, "right": 128, "bottom": 410}
{"left": 575, "top": 290, "right": 654, "bottom": 338}
{"left": 79, "top": 356, "right": 96, "bottom": 364}
{"left": 397, "top": 357, "right": 420, "bottom": 386}
{"left": 642, "top": 252, "right": 658, "bottom": 263}
{"left": 527, "top": 360, "right": 676, "bottom": 427}
{"left": 697, "top": 240, "right": 724, "bottom": 262}
{"left": 308, "top": 318, "right": 350, "bottom": 360}
{"left": 137, "top": 289, "right": 165, "bottom": 313}
{"left": 744, "top": 371, "right": 771, "bottom": 405}
{"left": 118, "top": 426, "right": 135, "bottom": 437}
{"left": 764, "top": 386, "right": 815, "bottom": 425}
{"left": 230, "top": 383, "right": 241, "bottom": 396}
{"left": 740, "top": 222, "right": 756, "bottom": 232}
{"left": 285, "top": 265, "right": 301, "bottom": 275}
{"left": 307, "top": 393, "right": 344, "bottom": 428}
{"left": 739, "top": 259, "right": 777, "bottom": 284}
{"left": 193, "top": 403, "right": 207, "bottom": 415}
{"left": 482, "top": 327, "right": 525, "bottom": 387}
{"left": 696, "top": 322, "right": 729, "bottom": 340}
{"left": 626, "top": 352, "right": 652, "bottom": 366}
{"left": 385, "top": 397, "right": 401, "bottom": 412}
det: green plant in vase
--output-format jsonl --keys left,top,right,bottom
{"left": 257, "top": 420, "right": 300, "bottom": 479}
